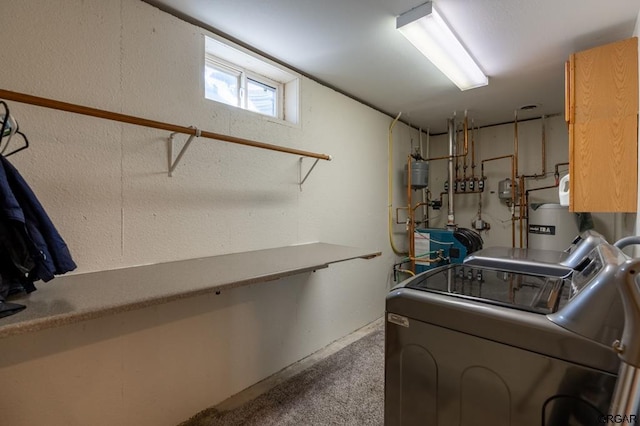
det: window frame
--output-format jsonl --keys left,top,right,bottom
{"left": 205, "top": 55, "right": 284, "bottom": 120}
{"left": 204, "top": 59, "right": 242, "bottom": 108}
{"left": 204, "top": 35, "right": 300, "bottom": 126}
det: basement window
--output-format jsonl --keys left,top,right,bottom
{"left": 204, "top": 36, "right": 299, "bottom": 124}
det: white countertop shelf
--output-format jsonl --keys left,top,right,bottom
{"left": 0, "top": 243, "right": 381, "bottom": 338}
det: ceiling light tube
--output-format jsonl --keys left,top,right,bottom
{"left": 397, "top": 2, "right": 488, "bottom": 91}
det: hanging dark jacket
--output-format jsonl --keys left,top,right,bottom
{"left": 0, "top": 156, "right": 76, "bottom": 283}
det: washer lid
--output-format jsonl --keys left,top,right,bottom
{"left": 464, "top": 247, "right": 572, "bottom": 277}
{"left": 462, "top": 230, "right": 609, "bottom": 277}
{"left": 405, "top": 264, "right": 570, "bottom": 315}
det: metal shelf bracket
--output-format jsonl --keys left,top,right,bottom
{"left": 299, "top": 157, "right": 321, "bottom": 190}
{"left": 168, "top": 127, "right": 201, "bottom": 176}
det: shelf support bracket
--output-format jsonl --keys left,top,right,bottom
{"left": 168, "top": 127, "right": 200, "bottom": 176}
{"left": 299, "top": 157, "right": 320, "bottom": 190}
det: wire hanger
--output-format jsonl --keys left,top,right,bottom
{"left": 0, "top": 101, "right": 29, "bottom": 157}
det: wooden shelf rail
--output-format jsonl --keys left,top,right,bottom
{"left": 0, "top": 88, "right": 332, "bottom": 162}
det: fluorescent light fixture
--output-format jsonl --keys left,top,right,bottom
{"left": 397, "top": 2, "right": 488, "bottom": 91}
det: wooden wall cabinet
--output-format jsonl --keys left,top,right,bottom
{"left": 566, "top": 37, "right": 638, "bottom": 212}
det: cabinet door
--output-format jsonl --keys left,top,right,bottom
{"left": 569, "top": 37, "right": 638, "bottom": 213}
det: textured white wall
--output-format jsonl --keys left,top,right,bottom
{"left": 0, "top": 1, "right": 409, "bottom": 425}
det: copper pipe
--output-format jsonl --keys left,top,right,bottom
{"left": 481, "top": 154, "right": 515, "bottom": 186}
{"left": 407, "top": 156, "right": 415, "bottom": 272}
{"left": 511, "top": 197, "right": 516, "bottom": 247}
{"left": 455, "top": 123, "right": 460, "bottom": 184}
{"left": 481, "top": 154, "right": 514, "bottom": 163}
{"left": 447, "top": 118, "right": 456, "bottom": 228}
{"left": 481, "top": 154, "right": 516, "bottom": 247}
{"left": 521, "top": 115, "right": 548, "bottom": 179}
{"left": 481, "top": 155, "right": 515, "bottom": 187}
{"left": 412, "top": 202, "right": 430, "bottom": 212}
{"left": 526, "top": 188, "right": 530, "bottom": 248}
{"left": 514, "top": 110, "right": 519, "bottom": 179}
{"left": 541, "top": 116, "right": 546, "bottom": 175}
{"left": 419, "top": 128, "right": 428, "bottom": 224}
{"left": 422, "top": 152, "right": 469, "bottom": 162}
{"left": 453, "top": 190, "right": 485, "bottom": 195}
{"left": 435, "top": 189, "right": 484, "bottom": 207}
{"left": 0, "top": 88, "right": 332, "bottom": 161}
{"left": 422, "top": 119, "right": 468, "bottom": 163}
{"left": 413, "top": 202, "right": 430, "bottom": 227}
{"left": 471, "top": 120, "right": 477, "bottom": 179}
{"left": 519, "top": 175, "right": 526, "bottom": 248}
{"left": 425, "top": 188, "right": 431, "bottom": 225}
{"left": 513, "top": 111, "right": 518, "bottom": 248}
{"left": 462, "top": 113, "right": 468, "bottom": 182}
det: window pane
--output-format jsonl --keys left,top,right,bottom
{"left": 247, "top": 78, "right": 276, "bottom": 117}
{"left": 204, "top": 64, "right": 240, "bottom": 107}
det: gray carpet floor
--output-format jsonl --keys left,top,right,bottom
{"left": 181, "top": 324, "right": 384, "bottom": 426}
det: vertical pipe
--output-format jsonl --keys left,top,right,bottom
{"left": 447, "top": 118, "right": 456, "bottom": 229}
{"left": 526, "top": 191, "right": 530, "bottom": 248}
{"left": 471, "top": 120, "right": 476, "bottom": 179}
{"left": 519, "top": 175, "right": 525, "bottom": 248}
{"left": 407, "top": 156, "right": 415, "bottom": 272}
{"left": 541, "top": 115, "right": 547, "bottom": 176}
{"left": 514, "top": 110, "right": 519, "bottom": 180}
{"left": 511, "top": 156, "right": 516, "bottom": 248}
{"left": 512, "top": 111, "right": 518, "bottom": 248}
{"left": 388, "top": 113, "right": 407, "bottom": 256}
{"left": 463, "top": 112, "right": 468, "bottom": 183}
{"left": 455, "top": 120, "right": 460, "bottom": 185}
{"left": 420, "top": 129, "right": 429, "bottom": 225}
{"left": 426, "top": 130, "right": 430, "bottom": 226}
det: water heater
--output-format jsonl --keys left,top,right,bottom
{"left": 528, "top": 203, "right": 579, "bottom": 251}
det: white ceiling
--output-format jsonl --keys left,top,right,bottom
{"left": 143, "top": 0, "right": 640, "bottom": 133}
